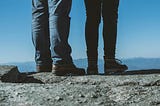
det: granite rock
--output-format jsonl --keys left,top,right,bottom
{"left": 0, "top": 65, "right": 19, "bottom": 83}
{"left": 0, "top": 65, "right": 160, "bottom": 106}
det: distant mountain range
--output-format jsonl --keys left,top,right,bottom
{"left": 1, "top": 58, "right": 160, "bottom": 73}
{"left": 74, "top": 58, "right": 160, "bottom": 73}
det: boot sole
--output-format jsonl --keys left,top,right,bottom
{"left": 105, "top": 68, "right": 127, "bottom": 75}
{"left": 52, "top": 69, "right": 85, "bottom": 76}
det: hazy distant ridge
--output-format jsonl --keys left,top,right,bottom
{"left": 2, "top": 58, "right": 160, "bottom": 73}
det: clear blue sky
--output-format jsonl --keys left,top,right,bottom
{"left": 0, "top": 0, "right": 160, "bottom": 63}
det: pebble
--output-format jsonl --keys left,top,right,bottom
{"left": 91, "top": 94, "right": 98, "bottom": 98}
{"left": 78, "top": 94, "right": 85, "bottom": 98}
{"left": 55, "top": 96, "right": 63, "bottom": 101}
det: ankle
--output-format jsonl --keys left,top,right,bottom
{"left": 87, "top": 66, "right": 98, "bottom": 75}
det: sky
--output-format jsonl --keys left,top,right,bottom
{"left": 0, "top": 0, "right": 160, "bottom": 63}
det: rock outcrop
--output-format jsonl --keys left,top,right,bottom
{"left": 0, "top": 65, "right": 19, "bottom": 83}
{"left": 0, "top": 65, "right": 160, "bottom": 106}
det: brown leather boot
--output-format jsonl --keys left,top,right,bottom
{"left": 52, "top": 64, "right": 85, "bottom": 76}
{"left": 36, "top": 65, "right": 52, "bottom": 72}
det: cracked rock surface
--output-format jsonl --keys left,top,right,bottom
{"left": 0, "top": 65, "right": 160, "bottom": 106}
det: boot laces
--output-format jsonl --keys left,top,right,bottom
{"left": 115, "top": 59, "right": 123, "bottom": 64}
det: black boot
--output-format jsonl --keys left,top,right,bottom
{"left": 87, "top": 59, "right": 98, "bottom": 75}
{"left": 104, "top": 58, "right": 128, "bottom": 75}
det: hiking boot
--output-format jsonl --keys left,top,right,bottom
{"left": 52, "top": 64, "right": 85, "bottom": 76}
{"left": 87, "top": 66, "right": 98, "bottom": 75}
{"left": 87, "top": 59, "right": 98, "bottom": 75}
{"left": 104, "top": 59, "right": 128, "bottom": 74}
{"left": 36, "top": 65, "right": 52, "bottom": 72}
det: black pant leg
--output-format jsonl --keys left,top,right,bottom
{"left": 102, "top": 0, "right": 119, "bottom": 59}
{"left": 84, "top": 0, "right": 101, "bottom": 61}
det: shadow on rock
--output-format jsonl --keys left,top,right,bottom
{"left": 100, "top": 69, "right": 160, "bottom": 75}
{"left": 17, "top": 72, "right": 44, "bottom": 84}
{"left": 123, "top": 69, "right": 160, "bottom": 75}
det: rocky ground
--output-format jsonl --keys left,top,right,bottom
{"left": 0, "top": 65, "right": 160, "bottom": 106}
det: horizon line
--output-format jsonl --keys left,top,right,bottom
{"left": 1, "top": 57, "right": 160, "bottom": 64}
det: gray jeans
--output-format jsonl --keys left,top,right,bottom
{"left": 32, "top": 0, "right": 73, "bottom": 66}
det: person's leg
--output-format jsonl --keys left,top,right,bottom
{"left": 102, "top": 0, "right": 127, "bottom": 74}
{"left": 84, "top": 0, "right": 101, "bottom": 74}
{"left": 49, "top": 0, "right": 72, "bottom": 65}
{"left": 102, "top": 0, "right": 119, "bottom": 59}
{"left": 32, "top": 0, "right": 52, "bottom": 72}
{"left": 49, "top": 0, "right": 85, "bottom": 75}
